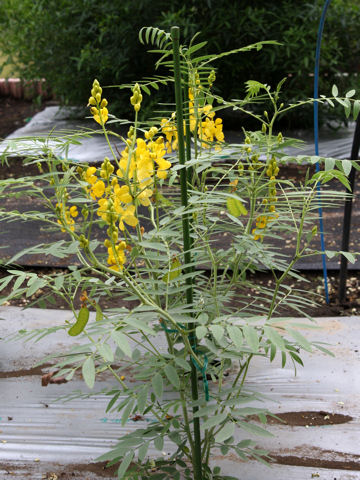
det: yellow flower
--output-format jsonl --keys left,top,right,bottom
{"left": 97, "top": 198, "right": 110, "bottom": 222}
{"left": 160, "top": 118, "right": 178, "bottom": 153}
{"left": 85, "top": 166, "right": 97, "bottom": 185}
{"left": 56, "top": 203, "right": 77, "bottom": 232}
{"left": 156, "top": 157, "right": 172, "bottom": 179}
{"left": 91, "top": 180, "right": 105, "bottom": 200}
{"left": 137, "top": 186, "right": 153, "bottom": 207}
{"left": 93, "top": 107, "right": 108, "bottom": 125}
{"left": 69, "top": 206, "right": 78, "bottom": 218}
{"left": 118, "top": 204, "right": 138, "bottom": 231}
{"left": 117, "top": 146, "right": 136, "bottom": 180}
{"left": 113, "top": 183, "right": 133, "bottom": 204}
{"left": 89, "top": 79, "right": 109, "bottom": 125}
{"left": 107, "top": 241, "right": 127, "bottom": 270}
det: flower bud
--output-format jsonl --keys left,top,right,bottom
{"left": 96, "top": 93, "right": 101, "bottom": 103}
{"left": 79, "top": 235, "right": 89, "bottom": 249}
{"left": 88, "top": 96, "right": 96, "bottom": 106}
{"left": 101, "top": 98, "right": 108, "bottom": 108}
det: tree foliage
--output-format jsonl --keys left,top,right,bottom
{"left": 0, "top": 0, "right": 359, "bottom": 126}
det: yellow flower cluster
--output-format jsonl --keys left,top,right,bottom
{"left": 160, "top": 117, "right": 178, "bottom": 153}
{"left": 189, "top": 88, "right": 224, "bottom": 150}
{"left": 82, "top": 81, "right": 173, "bottom": 271}
{"left": 84, "top": 159, "right": 138, "bottom": 270}
{"left": 104, "top": 239, "right": 127, "bottom": 271}
{"left": 252, "top": 155, "right": 280, "bottom": 241}
{"left": 117, "top": 133, "right": 171, "bottom": 206}
{"left": 159, "top": 77, "right": 224, "bottom": 153}
{"left": 88, "top": 79, "right": 109, "bottom": 125}
{"left": 83, "top": 87, "right": 172, "bottom": 270}
{"left": 56, "top": 203, "right": 78, "bottom": 232}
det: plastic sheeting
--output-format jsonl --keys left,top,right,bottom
{"left": 0, "top": 106, "right": 357, "bottom": 163}
{"left": 0, "top": 306, "right": 360, "bottom": 478}
{"left": 0, "top": 107, "right": 117, "bottom": 163}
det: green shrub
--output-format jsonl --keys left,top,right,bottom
{"left": 0, "top": 0, "right": 359, "bottom": 127}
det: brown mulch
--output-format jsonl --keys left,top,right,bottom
{"left": 0, "top": 97, "right": 51, "bottom": 139}
{"left": 1, "top": 97, "right": 360, "bottom": 317}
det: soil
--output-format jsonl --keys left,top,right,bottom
{"left": 1, "top": 97, "right": 360, "bottom": 317}
{"left": 265, "top": 410, "right": 353, "bottom": 426}
{"left": 0, "top": 461, "right": 118, "bottom": 478}
{"left": 0, "top": 97, "right": 50, "bottom": 139}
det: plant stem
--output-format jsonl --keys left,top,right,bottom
{"left": 171, "top": 25, "right": 203, "bottom": 480}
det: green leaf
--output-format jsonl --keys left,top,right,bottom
{"left": 264, "top": 326, "right": 286, "bottom": 351}
{"left": 346, "top": 89, "right": 356, "bottom": 98}
{"left": 353, "top": 100, "right": 360, "bottom": 120}
{"left": 68, "top": 307, "right": 90, "bottom": 336}
{"left": 245, "top": 80, "right": 264, "bottom": 98}
{"left": 174, "top": 356, "right": 191, "bottom": 372}
{"left": 162, "top": 257, "right": 182, "bottom": 282}
{"left": 186, "top": 41, "right": 207, "bottom": 56}
{"left": 342, "top": 159, "right": 352, "bottom": 176}
{"left": 152, "top": 373, "right": 163, "bottom": 398}
{"left": 215, "top": 422, "right": 235, "bottom": 443}
{"left": 196, "top": 325, "right": 207, "bottom": 340}
{"left": 227, "top": 325, "right": 243, "bottom": 349}
{"left": 111, "top": 331, "right": 132, "bottom": 357}
{"left": 289, "top": 351, "right": 304, "bottom": 366}
{"left": 202, "top": 412, "right": 227, "bottom": 430}
{"left": 324, "top": 158, "right": 335, "bottom": 171}
{"left": 137, "top": 386, "right": 148, "bottom": 414}
{"left": 164, "top": 364, "right": 180, "bottom": 389}
{"left": 54, "top": 275, "right": 64, "bottom": 290}
{"left": 121, "top": 398, "right": 135, "bottom": 426}
{"left": 154, "top": 435, "right": 164, "bottom": 451}
{"left": 138, "top": 442, "right": 149, "bottom": 462}
{"left": 13, "top": 274, "right": 26, "bottom": 291}
{"left": 287, "top": 328, "right": 312, "bottom": 352}
{"left": 26, "top": 277, "right": 47, "bottom": 297}
{"left": 82, "top": 356, "right": 95, "bottom": 389}
{"left": 98, "top": 343, "right": 114, "bottom": 362}
{"left": 142, "top": 84, "right": 151, "bottom": 95}
{"left": 209, "top": 324, "right": 224, "bottom": 343}
{"left": 226, "top": 197, "right": 248, "bottom": 217}
{"left": 332, "top": 84, "right": 338, "bottom": 97}
{"left": 117, "top": 451, "right": 134, "bottom": 479}
{"left": 243, "top": 325, "right": 259, "bottom": 352}
{"left": 341, "top": 251, "right": 356, "bottom": 264}
{"left": 237, "top": 421, "right": 273, "bottom": 437}
{"left": 95, "top": 304, "right": 103, "bottom": 322}
{"left": 124, "top": 317, "right": 155, "bottom": 335}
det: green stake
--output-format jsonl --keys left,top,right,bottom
{"left": 171, "top": 26, "right": 203, "bottom": 480}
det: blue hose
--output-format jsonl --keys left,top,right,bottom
{"left": 314, "top": 0, "right": 332, "bottom": 304}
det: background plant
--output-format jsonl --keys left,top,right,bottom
{"left": 0, "top": 0, "right": 359, "bottom": 128}
{"left": 0, "top": 26, "right": 359, "bottom": 480}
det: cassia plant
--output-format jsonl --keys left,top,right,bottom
{"left": 0, "top": 26, "right": 359, "bottom": 480}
